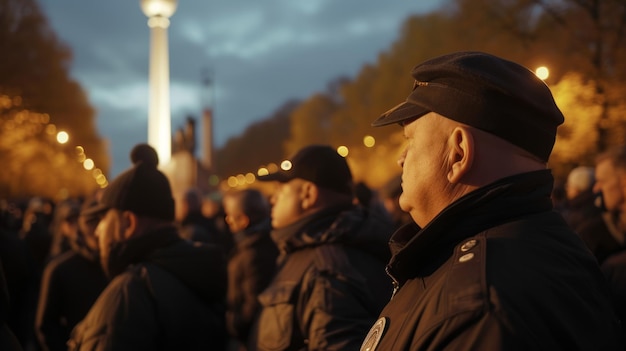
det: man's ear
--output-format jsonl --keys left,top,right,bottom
{"left": 121, "top": 211, "right": 137, "bottom": 239}
{"left": 300, "top": 182, "right": 319, "bottom": 210}
{"left": 240, "top": 215, "right": 251, "bottom": 230}
{"left": 447, "top": 126, "right": 474, "bottom": 184}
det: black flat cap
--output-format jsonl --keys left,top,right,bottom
{"left": 373, "top": 51, "right": 564, "bottom": 162}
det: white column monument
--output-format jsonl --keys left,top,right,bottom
{"left": 140, "top": 0, "right": 178, "bottom": 165}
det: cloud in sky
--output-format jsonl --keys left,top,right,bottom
{"left": 38, "top": 0, "right": 445, "bottom": 177}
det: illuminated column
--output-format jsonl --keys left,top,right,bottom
{"left": 140, "top": 0, "right": 178, "bottom": 165}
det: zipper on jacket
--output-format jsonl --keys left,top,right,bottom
{"left": 386, "top": 266, "right": 400, "bottom": 300}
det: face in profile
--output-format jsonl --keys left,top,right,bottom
{"left": 269, "top": 179, "right": 307, "bottom": 229}
{"left": 397, "top": 113, "right": 452, "bottom": 227}
{"left": 223, "top": 196, "right": 247, "bottom": 233}
{"left": 594, "top": 160, "right": 626, "bottom": 214}
{"left": 95, "top": 209, "right": 128, "bottom": 277}
{"left": 78, "top": 214, "right": 102, "bottom": 254}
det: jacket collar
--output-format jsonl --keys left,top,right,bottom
{"left": 106, "top": 225, "right": 182, "bottom": 278}
{"left": 387, "top": 170, "right": 554, "bottom": 285}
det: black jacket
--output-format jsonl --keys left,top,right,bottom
{"left": 249, "top": 204, "right": 393, "bottom": 351}
{"left": 363, "top": 171, "right": 623, "bottom": 351}
{"left": 0, "top": 260, "right": 22, "bottom": 351}
{"left": 226, "top": 219, "right": 279, "bottom": 344}
{"left": 68, "top": 226, "right": 228, "bottom": 351}
{"left": 578, "top": 212, "right": 625, "bottom": 265}
{"left": 35, "top": 247, "right": 108, "bottom": 351}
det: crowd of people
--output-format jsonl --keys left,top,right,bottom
{"left": 1, "top": 51, "right": 626, "bottom": 350}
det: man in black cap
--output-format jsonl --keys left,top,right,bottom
{"left": 248, "top": 144, "right": 393, "bottom": 351}
{"left": 360, "top": 51, "right": 623, "bottom": 350}
{"left": 67, "top": 157, "right": 228, "bottom": 350}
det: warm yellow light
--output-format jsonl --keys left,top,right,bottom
{"left": 535, "top": 66, "right": 549, "bottom": 81}
{"left": 245, "top": 173, "right": 256, "bottom": 184}
{"left": 281, "top": 160, "right": 292, "bottom": 171}
{"left": 83, "top": 158, "right": 94, "bottom": 170}
{"left": 46, "top": 124, "right": 56, "bottom": 135}
{"left": 236, "top": 174, "right": 246, "bottom": 186}
{"left": 363, "top": 135, "right": 376, "bottom": 148}
{"left": 56, "top": 131, "right": 69, "bottom": 144}
{"left": 227, "top": 176, "right": 238, "bottom": 188}
{"left": 258, "top": 167, "right": 269, "bottom": 176}
{"left": 337, "top": 146, "right": 349, "bottom": 157}
{"left": 93, "top": 168, "right": 103, "bottom": 177}
{"left": 267, "top": 163, "right": 279, "bottom": 173}
{"left": 140, "top": 0, "right": 178, "bottom": 18}
{"left": 75, "top": 146, "right": 84, "bottom": 154}
{"left": 96, "top": 174, "right": 107, "bottom": 185}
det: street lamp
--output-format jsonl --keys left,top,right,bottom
{"left": 56, "top": 131, "right": 69, "bottom": 144}
{"left": 140, "top": 0, "right": 178, "bottom": 166}
{"left": 535, "top": 66, "right": 549, "bottom": 81}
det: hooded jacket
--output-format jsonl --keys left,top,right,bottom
{"left": 362, "top": 170, "right": 623, "bottom": 351}
{"left": 249, "top": 204, "right": 393, "bottom": 351}
{"left": 68, "top": 226, "right": 227, "bottom": 351}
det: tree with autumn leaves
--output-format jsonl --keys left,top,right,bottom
{"left": 0, "top": 0, "right": 109, "bottom": 199}
{"left": 260, "top": 0, "right": 626, "bottom": 188}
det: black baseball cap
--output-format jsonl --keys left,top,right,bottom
{"left": 257, "top": 144, "right": 354, "bottom": 196}
{"left": 373, "top": 51, "right": 564, "bottom": 162}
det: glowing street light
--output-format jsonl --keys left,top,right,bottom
{"left": 83, "top": 158, "right": 95, "bottom": 171}
{"left": 535, "top": 66, "right": 549, "bottom": 81}
{"left": 281, "top": 160, "right": 292, "bottom": 171}
{"left": 337, "top": 146, "right": 349, "bottom": 157}
{"left": 56, "top": 131, "right": 69, "bottom": 144}
{"left": 363, "top": 135, "right": 376, "bottom": 148}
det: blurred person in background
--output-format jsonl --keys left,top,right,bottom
{"left": 68, "top": 146, "right": 228, "bottom": 350}
{"left": 179, "top": 187, "right": 234, "bottom": 255}
{"left": 35, "top": 193, "right": 108, "bottom": 351}
{"left": 578, "top": 147, "right": 626, "bottom": 265}
{"left": 378, "top": 174, "right": 413, "bottom": 231}
{"left": 0, "top": 199, "right": 34, "bottom": 351}
{"left": 47, "top": 199, "right": 81, "bottom": 261}
{"left": 1, "top": 260, "right": 23, "bottom": 350}
{"left": 222, "top": 189, "right": 278, "bottom": 351}
{"left": 562, "top": 166, "right": 601, "bottom": 232}
{"left": 586, "top": 145, "right": 626, "bottom": 341}
{"left": 16, "top": 197, "right": 55, "bottom": 350}
{"left": 249, "top": 144, "right": 393, "bottom": 351}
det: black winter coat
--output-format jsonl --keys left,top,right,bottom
{"left": 226, "top": 219, "right": 278, "bottom": 344}
{"left": 35, "top": 248, "right": 108, "bottom": 351}
{"left": 578, "top": 212, "right": 626, "bottom": 265}
{"left": 362, "top": 171, "right": 623, "bottom": 351}
{"left": 249, "top": 204, "right": 393, "bottom": 351}
{"left": 68, "top": 226, "right": 228, "bottom": 351}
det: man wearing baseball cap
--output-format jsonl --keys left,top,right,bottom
{"left": 248, "top": 144, "right": 393, "bottom": 351}
{"left": 68, "top": 146, "right": 228, "bottom": 350}
{"left": 360, "top": 52, "right": 623, "bottom": 350}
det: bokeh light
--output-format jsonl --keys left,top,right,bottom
{"left": 83, "top": 158, "right": 95, "bottom": 170}
{"left": 363, "top": 135, "right": 376, "bottom": 148}
{"left": 535, "top": 66, "right": 549, "bottom": 80}
{"left": 56, "top": 131, "right": 69, "bottom": 144}
{"left": 337, "top": 146, "right": 349, "bottom": 157}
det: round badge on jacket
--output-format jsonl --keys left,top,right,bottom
{"left": 360, "top": 317, "right": 387, "bottom": 351}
